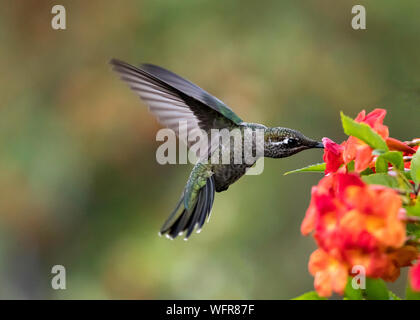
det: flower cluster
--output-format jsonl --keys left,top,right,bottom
{"left": 302, "top": 172, "right": 417, "bottom": 296}
{"left": 323, "top": 109, "right": 416, "bottom": 174}
{"left": 297, "top": 109, "right": 420, "bottom": 298}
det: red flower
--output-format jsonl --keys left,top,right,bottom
{"left": 323, "top": 110, "right": 415, "bottom": 174}
{"left": 308, "top": 249, "right": 348, "bottom": 297}
{"left": 301, "top": 108, "right": 420, "bottom": 297}
{"left": 342, "top": 109, "right": 389, "bottom": 172}
{"left": 355, "top": 109, "right": 389, "bottom": 138}
{"left": 302, "top": 172, "right": 416, "bottom": 297}
{"left": 410, "top": 261, "right": 420, "bottom": 292}
{"left": 322, "top": 137, "right": 344, "bottom": 175}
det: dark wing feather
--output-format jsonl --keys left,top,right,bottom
{"left": 140, "top": 63, "right": 243, "bottom": 125}
{"left": 110, "top": 59, "right": 242, "bottom": 136}
{"left": 160, "top": 176, "right": 216, "bottom": 240}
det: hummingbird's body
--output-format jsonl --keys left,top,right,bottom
{"left": 111, "top": 59, "right": 323, "bottom": 239}
{"left": 208, "top": 122, "right": 264, "bottom": 192}
{"left": 213, "top": 163, "right": 249, "bottom": 192}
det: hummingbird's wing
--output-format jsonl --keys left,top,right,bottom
{"left": 110, "top": 59, "right": 243, "bottom": 149}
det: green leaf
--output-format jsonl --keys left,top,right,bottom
{"left": 344, "top": 277, "right": 364, "bottom": 300}
{"left": 375, "top": 151, "right": 404, "bottom": 173}
{"left": 362, "top": 173, "right": 399, "bottom": 188}
{"left": 346, "top": 160, "right": 355, "bottom": 172}
{"left": 284, "top": 163, "right": 326, "bottom": 175}
{"left": 406, "top": 222, "right": 420, "bottom": 240}
{"left": 388, "top": 291, "right": 402, "bottom": 300}
{"left": 406, "top": 201, "right": 420, "bottom": 217}
{"left": 403, "top": 170, "right": 412, "bottom": 181}
{"left": 360, "top": 167, "right": 374, "bottom": 176}
{"left": 375, "top": 158, "right": 388, "bottom": 173}
{"left": 406, "top": 283, "right": 420, "bottom": 300}
{"left": 292, "top": 291, "right": 327, "bottom": 300}
{"left": 364, "top": 278, "right": 389, "bottom": 300}
{"left": 341, "top": 112, "right": 389, "bottom": 151}
{"left": 411, "top": 147, "right": 420, "bottom": 185}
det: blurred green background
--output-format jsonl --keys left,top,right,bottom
{"left": 0, "top": 0, "right": 419, "bottom": 299}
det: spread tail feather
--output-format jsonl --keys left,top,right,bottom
{"left": 159, "top": 176, "right": 215, "bottom": 240}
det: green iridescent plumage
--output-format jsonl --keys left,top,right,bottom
{"left": 111, "top": 59, "right": 323, "bottom": 240}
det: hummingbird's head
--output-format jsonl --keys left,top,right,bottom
{"left": 264, "top": 127, "right": 323, "bottom": 158}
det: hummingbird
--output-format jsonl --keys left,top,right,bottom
{"left": 110, "top": 59, "right": 323, "bottom": 240}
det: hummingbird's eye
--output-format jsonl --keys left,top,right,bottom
{"left": 284, "top": 137, "right": 299, "bottom": 147}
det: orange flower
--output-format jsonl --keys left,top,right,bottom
{"left": 339, "top": 109, "right": 415, "bottom": 172}
{"left": 355, "top": 109, "right": 389, "bottom": 138}
{"left": 322, "top": 110, "right": 416, "bottom": 175}
{"left": 302, "top": 108, "right": 420, "bottom": 297}
{"left": 345, "top": 245, "right": 417, "bottom": 282}
{"left": 342, "top": 109, "right": 389, "bottom": 172}
{"left": 301, "top": 173, "right": 364, "bottom": 238}
{"left": 308, "top": 249, "right": 348, "bottom": 297}
{"left": 342, "top": 185, "right": 406, "bottom": 248}
{"left": 302, "top": 172, "right": 415, "bottom": 297}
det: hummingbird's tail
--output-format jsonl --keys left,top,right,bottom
{"left": 159, "top": 176, "right": 216, "bottom": 240}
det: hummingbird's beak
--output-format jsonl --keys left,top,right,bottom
{"left": 314, "top": 141, "right": 324, "bottom": 149}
